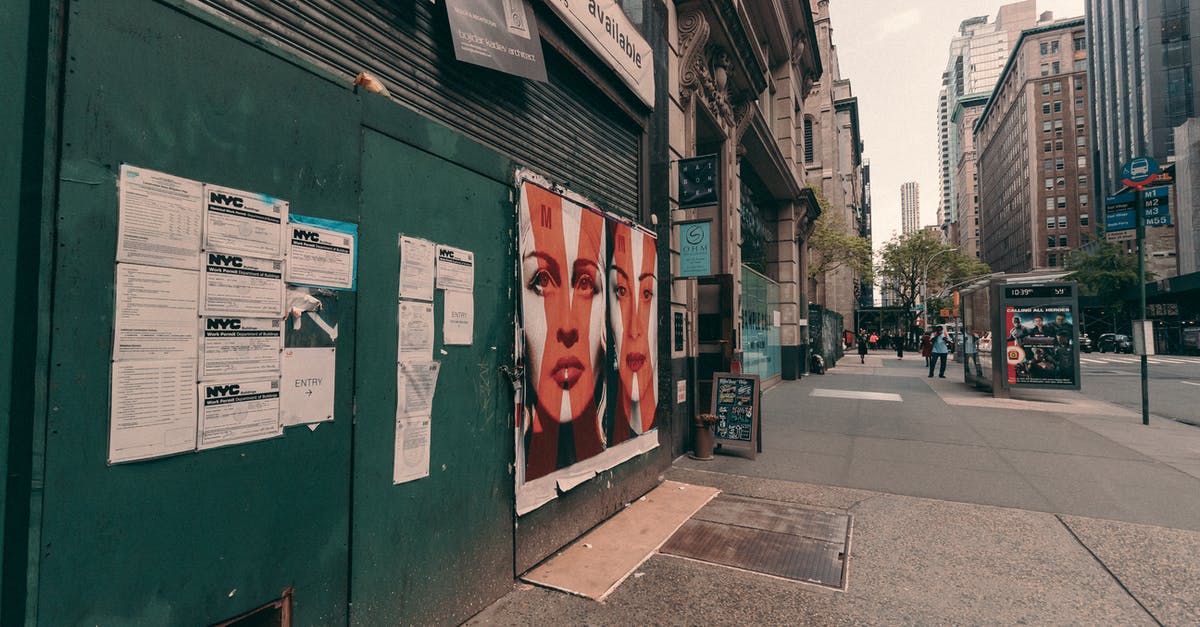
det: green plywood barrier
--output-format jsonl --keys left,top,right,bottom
{"left": 41, "top": 1, "right": 359, "bottom": 623}
{"left": 351, "top": 125, "right": 515, "bottom": 626}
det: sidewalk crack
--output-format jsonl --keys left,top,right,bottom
{"left": 1055, "top": 514, "right": 1164, "bottom": 626}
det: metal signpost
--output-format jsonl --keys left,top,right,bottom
{"left": 1119, "top": 156, "right": 1161, "bottom": 426}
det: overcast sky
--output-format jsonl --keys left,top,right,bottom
{"left": 827, "top": 0, "right": 1084, "bottom": 252}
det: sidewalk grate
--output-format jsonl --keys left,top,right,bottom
{"left": 660, "top": 494, "right": 851, "bottom": 589}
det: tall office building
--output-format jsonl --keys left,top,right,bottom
{"left": 1087, "top": 0, "right": 1192, "bottom": 278}
{"left": 936, "top": 1, "right": 1038, "bottom": 232}
{"left": 901, "top": 181, "right": 920, "bottom": 235}
{"left": 976, "top": 18, "right": 1091, "bottom": 273}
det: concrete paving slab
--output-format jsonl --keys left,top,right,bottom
{"left": 471, "top": 472, "right": 1156, "bottom": 626}
{"left": 1059, "top": 515, "right": 1200, "bottom": 625}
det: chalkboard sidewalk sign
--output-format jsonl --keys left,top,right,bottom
{"left": 710, "top": 372, "right": 760, "bottom": 459}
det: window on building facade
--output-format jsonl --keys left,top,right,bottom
{"left": 1058, "top": 215, "right": 1067, "bottom": 228}
{"left": 1042, "top": 82, "right": 1051, "bottom": 95}
{"left": 1052, "top": 40, "right": 1060, "bottom": 53}
{"left": 1040, "top": 42, "right": 1049, "bottom": 55}
{"left": 1074, "top": 36, "right": 1086, "bottom": 51}
{"left": 1048, "top": 236, "right": 1056, "bottom": 248}
{"left": 1053, "top": 81, "right": 1062, "bottom": 93}
{"left": 1076, "top": 135, "right": 1086, "bottom": 147}
{"left": 1077, "top": 155, "right": 1087, "bottom": 168}
{"left": 1055, "top": 139, "right": 1064, "bottom": 150}
{"left": 803, "top": 117, "right": 814, "bottom": 163}
{"left": 1058, "top": 196, "right": 1067, "bottom": 208}
{"left": 1075, "top": 96, "right": 1084, "bottom": 108}
{"left": 1054, "top": 120, "right": 1064, "bottom": 137}
{"left": 1047, "top": 216, "right": 1056, "bottom": 229}
{"left": 1056, "top": 177, "right": 1066, "bottom": 188}
{"left": 1044, "top": 140, "right": 1053, "bottom": 152}
{"left": 1043, "top": 120, "right": 1052, "bottom": 133}
{"left": 1080, "top": 194, "right": 1088, "bottom": 206}
{"left": 1048, "top": 253, "right": 1058, "bottom": 267}
{"left": 1080, "top": 213, "right": 1089, "bottom": 226}
{"left": 1074, "top": 59, "right": 1087, "bottom": 71}
{"left": 1046, "top": 197, "right": 1055, "bottom": 211}
{"left": 1044, "top": 158, "right": 1053, "bottom": 172}
{"left": 1059, "top": 235, "right": 1068, "bottom": 248}
{"left": 1043, "top": 103, "right": 1051, "bottom": 114}
{"left": 1045, "top": 177, "right": 1054, "bottom": 190}
{"left": 1075, "top": 79, "right": 1084, "bottom": 91}
{"left": 1054, "top": 100, "right": 1063, "bottom": 112}
{"left": 1055, "top": 157, "right": 1065, "bottom": 170}
{"left": 1166, "top": 66, "right": 1194, "bottom": 125}
{"left": 1052, "top": 61, "right": 1060, "bottom": 74}
{"left": 1075, "top": 115, "right": 1085, "bottom": 129}
{"left": 1041, "top": 63, "right": 1050, "bottom": 76}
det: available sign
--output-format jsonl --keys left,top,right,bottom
{"left": 543, "top": 0, "right": 654, "bottom": 107}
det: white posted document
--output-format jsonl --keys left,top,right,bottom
{"left": 203, "top": 184, "right": 288, "bottom": 259}
{"left": 435, "top": 244, "right": 474, "bottom": 292}
{"left": 116, "top": 165, "right": 203, "bottom": 270}
{"left": 399, "top": 235, "right": 436, "bottom": 301}
{"left": 393, "top": 416, "right": 431, "bottom": 484}
{"left": 200, "top": 252, "right": 285, "bottom": 316}
{"left": 397, "top": 361, "right": 441, "bottom": 418}
{"left": 286, "top": 223, "right": 356, "bottom": 289}
{"left": 443, "top": 290, "right": 474, "bottom": 345}
{"left": 109, "top": 359, "right": 198, "bottom": 464}
{"left": 113, "top": 264, "right": 199, "bottom": 361}
{"left": 197, "top": 377, "right": 283, "bottom": 449}
{"left": 398, "top": 301, "right": 435, "bottom": 362}
{"left": 280, "top": 347, "right": 336, "bottom": 426}
{"left": 199, "top": 316, "right": 283, "bottom": 379}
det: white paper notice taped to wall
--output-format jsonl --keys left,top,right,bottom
{"left": 435, "top": 244, "right": 474, "bottom": 292}
{"left": 443, "top": 290, "right": 474, "bottom": 345}
{"left": 197, "top": 377, "right": 282, "bottom": 449}
{"left": 113, "top": 264, "right": 199, "bottom": 361}
{"left": 116, "top": 165, "right": 203, "bottom": 270}
{"left": 393, "top": 415, "right": 431, "bottom": 484}
{"left": 202, "top": 184, "right": 288, "bottom": 259}
{"left": 399, "top": 235, "right": 436, "bottom": 302}
{"left": 200, "top": 251, "right": 285, "bottom": 316}
{"left": 398, "top": 301, "right": 435, "bottom": 362}
{"left": 109, "top": 359, "right": 198, "bottom": 464}
{"left": 280, "top": 347, "right": 336, "bottom": 426}
{"left": 199, "top": 316, "right": 283, "bottom": 379}
{"left": 397, "top": 361, "right": 440, "bottom": 418}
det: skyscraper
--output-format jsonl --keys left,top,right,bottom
{"left": 901, "top": 181, "right": 920, "bottom": 235}
{"left": 1087, "top": 0, "right": 1191, "bottom": 278}
{"left": 937, "top": 1, "right": 1038, "bottom": 233}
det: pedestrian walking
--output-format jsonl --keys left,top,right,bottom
{"left": 928, "top": 325, "right": 949, "bottom": 378}
{"left": 920, "top": 332, "right": 933, "bottom": 367}
{"left": 857, "top": 329, "right": 869, "bottom": 363}
{"left": 894, "top": 333, "right": 904, "bottom": 359}
{"left": 869, "top": 331, "right": 878, "bottom": 349}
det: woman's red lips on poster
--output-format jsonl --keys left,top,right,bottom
{"left": 552, "top": 357, "right": 584, "bottom": 388}
{"left": 626, "top": 353, "right": 646, "bottom": 372}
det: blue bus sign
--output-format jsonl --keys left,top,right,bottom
{"left": 1120, "top": 156, "right": 1160, "bottom": 188}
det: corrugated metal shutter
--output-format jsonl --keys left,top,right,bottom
{"left": 190, "top": 0, "right": 641, "bottom": 217}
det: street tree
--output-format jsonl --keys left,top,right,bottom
{"left": 806, "top": 186, "right": 873, "bottom": 282}
{"left": 876, "top": 231, "right": 989, "bottom": 328}
{"left": 1064, "top": 240, "right": 1149, "bottom": 314}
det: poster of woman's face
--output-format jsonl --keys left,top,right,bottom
{"left": 518, "top": 182, "right": 607, "bottom": 481}
{"left": 608, "top": 220, "right": 657, "bottom": 445}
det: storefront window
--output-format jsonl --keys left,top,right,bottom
{"left": 741, "top": 266, "right": 782, "bottom": 380}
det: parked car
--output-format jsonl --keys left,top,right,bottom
{"left": 1079, "top": 333, "right": 1093, "bottom": 353}
{"left": 1097, "top": 333, "right": 1133, "bottom": 353}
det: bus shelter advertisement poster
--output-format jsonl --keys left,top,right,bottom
{"left": 1004, "top": 304, "right": 1077, "bottom": 387}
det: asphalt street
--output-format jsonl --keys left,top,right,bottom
{"left": 1078, "top": 352, "right": 1200, "bottom": 425}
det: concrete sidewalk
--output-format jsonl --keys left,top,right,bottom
{"left": 470, "top": 353, "right": 1200, "bottom": 625}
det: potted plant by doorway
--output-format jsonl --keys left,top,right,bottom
{"left": 690, "top": 413, "right": 718, "bottom": 460}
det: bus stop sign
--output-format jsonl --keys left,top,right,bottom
{"left": 1121, "top": 156, "right": 1160, "bottom": 189}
